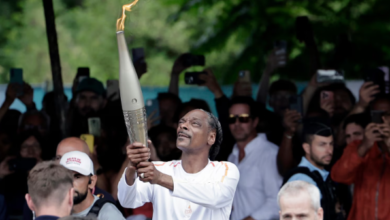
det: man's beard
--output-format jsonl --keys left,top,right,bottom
{"left": 78, "top": 107, "right": 100, "bottom": 118}
{"left": 310, "top": 154, "right": 329, "bottom": 168}
{"left": 73, "top": 187, "right": 88, "bottom": 205}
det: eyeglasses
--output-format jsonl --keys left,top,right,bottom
{"left": 228, "top": 114, "right": 251, "bottom": 124}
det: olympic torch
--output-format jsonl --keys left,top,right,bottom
{"left": 116, "top": 0, "right": 148, "bottom": 147}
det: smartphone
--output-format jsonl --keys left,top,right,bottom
{"left": 371, "top": 110, "right": 384, "bottom": 124}
{"left": 378, "top": 66, "right": 389, "bottom": 94}
{"left": 80, "top": 134, "right": 94, "bottom": 154}
{"left": 364, "top": 68, "right": 385, "bottom": 95}
{"left": 274, "top": 40, "right": 287, "bottom": 53}
{"left": 295, "top": 16, "right": 312, "bottom": 42}
{"left": 132, "top": 48, "right": 145, "bottom": 63}
{"left": 289, "top": 95, "right": 303, "bottom": 123}
{"left": 145, "top": 99, "right": 160, "bottom": 126}
{"left": 316, "top": 69, "right": 344, "bottom": 83}
{"left": 321, "top": 91, "right": 334, "bottom": 105}
{"left": 10, "top": 68, "right": 24, "bottom": 96}
{"left": 76, "top": 67, "right": 90, "bottom": 83}
{"left": 273, "top": 40, "right": 287, "bottom": 66}
{"left": 184, "top": 71, "right": 207, "bottom": 85}
{"left": 183, "top": 54, "right": 205, "bottom": 66}
{"left": 88, "top": 117, "right": 101, "bottom": 137}
{"left": 238, "top": 70, "right": 251, "bottom": 83}
{"left": 106, "top": 80, "right": 120, "bottom": 101}
{"left": 8, "top": 158, "right": 37, "bottom": 172}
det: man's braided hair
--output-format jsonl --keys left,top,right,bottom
{"left": 199, "top": 109, "right": 223, "bottom": 160}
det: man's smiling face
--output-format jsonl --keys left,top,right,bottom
{"left": 176, "top": 110, "right": 212, "bottom": 153}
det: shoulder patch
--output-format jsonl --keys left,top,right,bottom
{"left": 154, "top": 162, "right": 166, "bottom": 166}
{"left": 96, "top": 193, "right": 104, "bottom": 198}
{"left": 221, "top": 162, "right": 229, "bottom": 182}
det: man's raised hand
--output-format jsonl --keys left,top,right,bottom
{"left": 358, "top": 82, "right": 380, "bottom": 108}
{"left": 126, "top": 142, "right": 151, "bottom": 170}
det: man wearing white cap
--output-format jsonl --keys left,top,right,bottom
{"left": 60, "top": 151, "right": 125, "bottom": 220}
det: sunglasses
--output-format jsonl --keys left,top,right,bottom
{"left": 228, "top": 114, "right": 251, "bottom": 124}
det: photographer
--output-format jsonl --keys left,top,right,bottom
{"left": 0, "top": 83, "right": 36, "bottom": 121}
{"left": 198, "top": 69, "right": 234, "bottom": 161}
{"left": 343, "top": 113, "right": 370, "bottom": 145}
{"left": 66, "top": 78, "right": 107, "bottom": 137}
{"left": 331, "top": 94, "right": 390, "bottom": 220}
{"left": 276, "top": 108, "right": 303, "bottom": 175}
{"left": 0, "top": 130, "right": 44, "bottom": 216}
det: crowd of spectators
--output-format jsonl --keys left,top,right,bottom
{"left": 1, "top": 18, "right": 390, "bottom": 220}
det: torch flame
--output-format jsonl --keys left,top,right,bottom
{"left": 116, "top": 0, "right": 139, "bottom": 32}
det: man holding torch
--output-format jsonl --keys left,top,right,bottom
{"left": 117, "top": 109, "right": 240, "bottom": 219}
{"left": 115, "top": 2, "right": 238, "bottom": 219}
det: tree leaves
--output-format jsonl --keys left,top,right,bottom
{"left": 171, "top": 0, "right": 390, "bottom": 83}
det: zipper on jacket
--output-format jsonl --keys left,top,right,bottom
{"left": 375, "top": 154, "right": 386, "bottom": 220}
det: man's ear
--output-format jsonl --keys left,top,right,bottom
{"left": 318, "top": 207, "right": 324, "bottom": 219}
{"left": 89, "top": 175, "right": 98, "bottom": 190}
{"left": 25, "top": 194, "right": 35, "bottom": 212}
{"left": 63, "top": 188, "right": 74, "bottom": 216}
{"left": 69, "top": 188, "right": 74, "bottom": 207}
{"left": 302, "top": 143, "right": 311, "bottom": 156}
{"left": 102, "top": 99, "right": 107, "bottom": 109}
{"left": 207, "top": 131, "right": 216, "bottom": 147}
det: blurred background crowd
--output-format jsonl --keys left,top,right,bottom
{"left": 1, "top": 0, "right": 390, "bottom": 220}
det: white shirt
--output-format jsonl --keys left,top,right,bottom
{"left": 118, "top": 160, "right": 240, "bottom": 220}
{"left": 228, "top": 133, "right": 282, "bottom": 220}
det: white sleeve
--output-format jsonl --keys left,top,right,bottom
{"left": 117, "top": 168, "right": 153, "bottom": 208}
{"left": 171, "top": 162, "right": 240, "bottom": 209}
{"left": 251, "top": 150, "right": 282, "bottom": 219}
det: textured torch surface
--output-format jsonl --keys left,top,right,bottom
{"left": 123, "top": 108, "right": 148, "bottom": 147}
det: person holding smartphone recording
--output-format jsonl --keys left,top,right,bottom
{"left": 256, "top": 47, "right": 289, "bottom": 107}
{"left": 66, "top": 78, "right": 107, "bottom": 137}
{"left": 276, "top": 107, "right": 303, "bottom": 175}
{"left": 0, "top": 82, "right": 36, "bottom": 125}
{"left": 168, "top": 53, "right": 205, "bottom": 96}
{"left": 196, "top": 69, "right": 236, "bottom": 161}
{"left": 332, "top": 94, "right": 390, "bottom": 220}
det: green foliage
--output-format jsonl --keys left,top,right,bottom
{"left": 171, "top": 0, "right": 390, "bottom": 83}
{"left": 1, "top": 0, "right": 390, "bottom": 85}
{"left": 0, "top": 0, "right": 240, "bottom": 86}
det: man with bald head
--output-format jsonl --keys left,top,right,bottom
{"left": 55, "top": 137, "right": 115, "bottom": 203}
{"left": 55, "top": 137, "right": 91, "bottom": 161}
{"left": 23, "top": 138, "right": 116, "bottom": 219}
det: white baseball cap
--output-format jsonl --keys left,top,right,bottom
{"left": 60, "top": 151, "right": 94, "bottom": 176}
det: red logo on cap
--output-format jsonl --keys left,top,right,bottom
{"left": 66, "top": 157, "right": 81, "bottom": 165}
